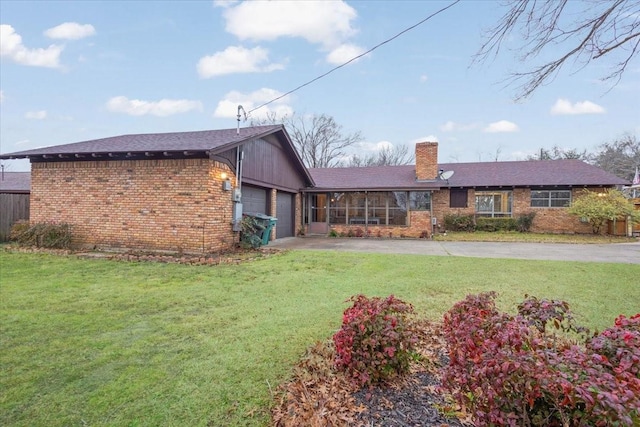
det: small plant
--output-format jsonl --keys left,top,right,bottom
{"left": 333, "top": 295, "right": 417, "bottom": 386}
{"left": 516, "top": 211, "right": 536, "bottom": 232}
{"left": 10, "top": 221, "right": 73, "bottom": 249}
{"left": 353, "top": 227, "right": 364, "bottom": 238}
{"left": 419, "top": 230, "right": 430, "bottom": 239}
{"left": 328, "top": 229, "right": 339, "bottom": 238}
{"left": 239, "top": 215, "right": 263, "bottom": 249}
{"left": 475, "top": 217, "right": 517, "bottom": 232}
{"left": 443, "top": 214, "right": 475, "bottom": 232}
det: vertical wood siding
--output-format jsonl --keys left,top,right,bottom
{"left": 0, "top": 193, "right": 30, "bottom": 241}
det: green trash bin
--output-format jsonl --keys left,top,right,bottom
{"left": 246, "top": 213, "right": 277, "bottom": 246}
{"left": 261, "top": 216, "right": 277, "bottom": 246}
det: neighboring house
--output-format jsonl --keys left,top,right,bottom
{"left": 0, "top": 125, "right": 313, "bottom": 252}
{"left": 0, "top": 171, "right": 31, "bottom": 241}
{"left": 0, "top": 128, "right": 630, "bottom": 252}
{"left": 304, "top": 142, "right": 630, "bottom": 237}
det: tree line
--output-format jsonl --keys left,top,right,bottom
{"left": 255, "top": 112, "right": 639, "bottom": 182}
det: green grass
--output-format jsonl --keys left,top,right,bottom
{"left": 434, "top": 231, "right": 638, "bottom": 243}
{"left": 1, "top": 250, "right": 639, "bottom": 426}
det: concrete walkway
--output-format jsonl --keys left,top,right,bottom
{"left": 268, "top": 236, "right": 640, "bottom": 264}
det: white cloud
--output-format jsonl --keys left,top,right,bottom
{"left": 219, "top": 1, "right": 362, "bottom": 63}
{"left": 0, "top": 24, "right": 63, "bottom": 68}
{"left": 213, "top": 88, "right": 293, "bottom": 120}
{"left": 483, "top": 120, "right": 519, "bottom": 133}
{"left": 0, "top": 90, "right": 3, "bottom": 103}
{"left": 25, "top": 110, "right": 47, "bottom": 120}
{"left": 550, "top": 98, "right": 605, "bottom": 115}
{"left": 213, "top": 0, "right": 239, "bottom": 7}
{"left": 197, "top": 45, "right": 284, "bottom": 78}
{"left": 106, "top": 96, "right": 203, "bottom": 117}
{"left": 44, "top": 22, "right": 96, "bottom": 40}
{"left": 15, "top": 139, "right": 30, "bottom": 146}
{"left": 419, "top": 75, "right": 428, "bottom": 83}
{"left": 326, "top": 43, "right": 367, "bottom": 65}
{"left": 439, "top": 121, "right": 480, "bottom": 132}
{"left": 354, "top": 140, "right": 394, "bottom": 153}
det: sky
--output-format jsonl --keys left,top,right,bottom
{"left": 1, "top": 0, "right": 639, "bottom": 172}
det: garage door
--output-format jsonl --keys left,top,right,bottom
{"left": 276, "top": 192, "right": 294, "bottom": 238}
{"left": 242, "top": 185, "right": 268, "bottom": 215}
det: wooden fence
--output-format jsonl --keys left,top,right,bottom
{"left": 0, "top": 193, "right": 30, "bottom": 241}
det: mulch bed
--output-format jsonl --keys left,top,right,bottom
{"left": 3, "top": 244, "right": 282, "bottom": 265}
{"left": 272, "top": 319, "right": 472, "bottom": 427}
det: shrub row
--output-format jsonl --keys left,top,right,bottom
{"left": 10, "top": 220, "right": 72, "bottom": 249}
{"left": 444, "top": 212, "right": 536, "bottom": 232}
{"left": 441, "top": 292, "right": 640, "bottom": 426}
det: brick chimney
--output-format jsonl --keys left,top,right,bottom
{"left": 415, "top": 142, "right": 438, "bottom": 181}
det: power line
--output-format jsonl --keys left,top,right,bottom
{"left": 246, "top": 0, "right": 461, "bottom": 116}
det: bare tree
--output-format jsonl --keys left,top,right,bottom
{"left": 251, "top": 112, "right": 363, "bottom": 168}
{"left": 526, "top": 145, "right": 590, "bottom": 161}
{"left": 592, "top": 133, "right": 640, "bottom": 181}
{"left": 476, "top": 0, "right": 640, "bottom": 99}
{"left": 342, "top": 144, "right": 414, "bottom": 167}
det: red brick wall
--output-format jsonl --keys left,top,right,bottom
{"left": 327, "top": 187, "right": 601, "bottom": 237}
{"left": 415, "top": 142, "right": 438, "bottom": 181}
{"left": 529, "top": 188, "right": 596, "bottom": 234}
{"left": 30, "top": 159, "right": 237, "bottom": 252}
{"left": 431, "top": 187, "right": 596, "bottom": 234}
{"left": 329, "top": 210, "right": 433, "bottom": 238}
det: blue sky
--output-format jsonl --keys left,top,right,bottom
{"left": 1, "top": 0, "right": 638, "bottom": 171}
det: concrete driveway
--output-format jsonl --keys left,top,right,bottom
{"left": 268, "top": 236, "right": 640, "bottom": 264}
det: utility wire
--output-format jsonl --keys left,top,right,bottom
{"left": 246, "top": 0, "right": 461, "bottom": 116}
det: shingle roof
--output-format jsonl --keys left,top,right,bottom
{"left": 309, "top": 159, "right": 629, "bottom": 190}
{"left": 0, "top": 172, "right": 31, "bottom": 193}
{"left": 309, "top": 165, "right": 438, "bottom": 191}
{"left": 439, "top": 160, "right": 629, "bottom": 187}
{"left": 0, "top": 125, "right": 283, "bottom": 158}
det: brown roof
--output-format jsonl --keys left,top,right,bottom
{"left": 309, "top": 159, "right": 629, "bottom": 190}
{"left": 0, "top": 125, "right": 284, "bottom": 159}
{"left": 0, "top": 172, "right": 31, "bottom": 193}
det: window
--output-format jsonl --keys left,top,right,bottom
{"left": 409, "top": 191, "right": 431, "bottom": 210}
{"left": 475, "top": 191, "right": 512, "bottom": 217}
{"left": 322, "top": 191, "right": 408, "bottom": 226}
{"left": 450, "top": 189, "right": 468, "bottom": 208}
{"left": 531, "top": 190, "right": 571, "bottom": 208}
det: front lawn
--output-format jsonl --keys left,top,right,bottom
{"left": 434, "top": 231, "right": 637, "bottom": 243}
{"left": 1, "top": 250, "right": 638, "bottom": 426}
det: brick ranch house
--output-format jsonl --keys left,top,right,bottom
{"left": 303, "top": 142, "right": 630, "bottom": 237}
{"left": 0, "top": 126, "right": 630, "bottom": 252}
{"left": 0, "top": 125, "right": 313, "bottom": 252}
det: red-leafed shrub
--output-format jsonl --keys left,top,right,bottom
{"left": 587, "top": 314, "right": 640, "bottom": 378}
{"left": 333, "top": 295, "right": 416, "bottom": 386}
{"left": 441, "top": 292, "right": 640, "bottom": 426}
